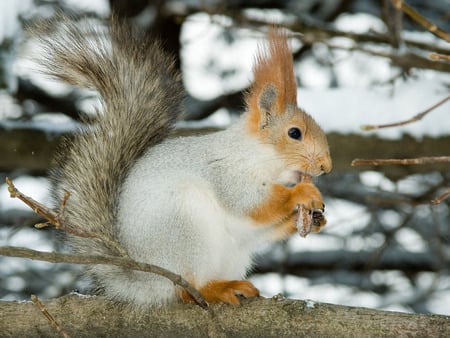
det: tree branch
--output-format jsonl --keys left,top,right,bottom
{"left": 351, "top": 156, "right": 450, "bottom": 166}
{"left": 223, "top": 9, "right": 450, "bottom": 57}
{"left": 2, "top": 294, "right": 450, "bottom": 336}
{"left": 391, "top": 0, "right": 450, "bottom": 42}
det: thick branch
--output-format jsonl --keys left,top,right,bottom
{"left": 2, "top": 126, "right": 450, "bottom": 178}
{"left": 1, "top": 294, "right": 449, "bottom": 337}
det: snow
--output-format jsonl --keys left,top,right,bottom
{"left": 0, "top": 0, "right": 33, "bottom": 40}
{"left": 62, "top": 0, "right": 110, "bottom": 16}
{"left": 360, "top": 171, "right": 396, "bottom": 191}
{"left": 181, "top": 12, "right": 259, "bottom": 100}
{"left": 334, "top": 12, "right": 387, "bottom": 34}
{"left": 395, "top": 228, "right": 428, "bottom": 253}
{"left": 299, "top": 80, "right": 450, "bottom": 139}
{"left": 0, "top": 113, "right": 80, "bottom": 133}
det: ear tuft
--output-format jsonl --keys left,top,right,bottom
{"left": 245, "top": 28, "right": 297, "bottom": 133}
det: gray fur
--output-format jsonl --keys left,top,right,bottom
{"left": 258, "top": 84, "right": 277, "bottom": 129}
{"left": 29, "top": 15, "right": 182, "bottom": 277}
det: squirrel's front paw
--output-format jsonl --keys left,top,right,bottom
{"left": 292, "top": 182, "right": 324, "bottom": 211}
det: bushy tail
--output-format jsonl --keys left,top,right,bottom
{"left": 30, "top": 15, "right": 183, "bottom": 256}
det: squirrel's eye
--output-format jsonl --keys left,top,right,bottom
{"left": 288, "top": 127, "right": 302, "bottom": 140}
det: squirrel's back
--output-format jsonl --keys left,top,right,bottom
{"left": 30, "top": 16, "right": 183, "bottom": 258}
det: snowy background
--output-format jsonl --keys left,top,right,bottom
{"left": 0, "top": 0, "right": 449, "bottom": 315}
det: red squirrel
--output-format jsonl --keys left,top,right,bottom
{"left": 31, "top": 16, "right": 331, "bottom": 306}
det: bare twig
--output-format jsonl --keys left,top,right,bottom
{"left": 4, "top": 178, "right": 208, "bottom": 308}
{"left": 391, "top": 0, "right": 450, "bottom": 42}
{"left": 31, "top": 295, "right": 71, "bottom": 338}
{"left": 392, "top": 0, "right": 403, "bottom": 48}
{"left": 320, "top": 38, "right": 450, "bottom": 73}
{"left": 351, "top": 156, "right": 450, "bottom": 166}
{"left": 6, "top": 177, "right": 61, "bottom": 227}
{"left": 361, "top": 94, "right": 450, "bottom": 131}
{"left": 228, "top": 9, "right": 450, "bottom": 56}
{"left": 429, "top": 53, "right": 450, "bottom": 62}
{"left": 5, "top": 177, "right": 128, "bottom": 257}
{"left": 431, "top": 188, "right": 450, "bottom": 205}
{"left": 0, "top": 246, "right": 208, "bottom": 309}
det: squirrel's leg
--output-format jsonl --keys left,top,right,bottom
{"left": 248, "top": 182, "right": 324, "bottom": 226}
{"left": 178, "top": 280, "right": 259, "bottom": 305}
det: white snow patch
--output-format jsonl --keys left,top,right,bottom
{"left": 395, "top": 228, "right": 427, "bottom": 253}
{"left": 0, "top": 113, "right": 80, "bottom": 134}
{"left": 0, "top": 0, "right": 33, "bottom": 40}
{"left": 378, "top": 210, "right": 402, "bottom": 230}
{"left": 360, "top": 172, "right": 396, "bottom": 191}
{"left": 181, "top": 13, "right": 259, "bottom": 100}
{"left": 62, "top": 0, "right": 110, "bottom": 16}
{"left": 334, "top": 13, "right": 387, "bottom": 34}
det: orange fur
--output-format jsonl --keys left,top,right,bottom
{"left": 246, "top": 28, "right": 297, "bottom": 134}
{"left": 178, "top": 280, "right": 259, "bottom": 305}
{"left": 248, "top": 183, "right": 324, "bottom": 226}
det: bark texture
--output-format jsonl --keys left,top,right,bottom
{"left": 1, "top": 294, "right": 449, "bottom": 337}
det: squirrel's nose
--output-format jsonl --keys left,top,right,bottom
{"left": 319, "top": 154, "right": 332, "bottom": 175}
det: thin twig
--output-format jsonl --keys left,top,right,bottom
{"left": 351, "top": 156, "right": 450, "bottom": 166}
{"left": 1, "top": 246, "right": 208, "bottom": 309}
{"left": 431, "top": 188, "right": 450, "bottom": 205}
{"left": 31, "top": 295, "right": 71, "bottom": 338}
{"left": 429, "top": 53, "right": 450, "bottom": 62}
{"left": 6, "top": 177, "right": 61, "bottom": 227}
{"left": 361, "top": 94, "right": 450, "bottom": 131}
{"left": 6, "top": 177, "right": 128, "bottom": 257}
{"left": 392, "top": 0, "right": 403, "bottom": 48}
{"left": 391, "top": 0, "right": 450, "bottom": 42}
{"left": 322, "top": 41, "right": 450, "bottom": 73}
{"left": 229, "top": 9, "right": 450, "bottom": 56}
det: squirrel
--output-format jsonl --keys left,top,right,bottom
{"left": 30, "top": 16, "right": 332, "bottom": 306}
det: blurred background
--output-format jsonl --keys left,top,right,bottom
{"left": 0, "top": 0, "right": 449, "bottom": 315}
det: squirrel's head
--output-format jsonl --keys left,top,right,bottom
{"left": 245, "top": 28, "right": 332, "bottom": 178}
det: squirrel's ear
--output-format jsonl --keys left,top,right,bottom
{"left": 245, "top": 28, "right": 297, "bottom": 133}
{"left": 258, "top": 84, "right": 277, "bottom": 129}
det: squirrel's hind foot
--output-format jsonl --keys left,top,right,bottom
{"left": 179, "top": 280, "right": 259, "bottom": 305}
